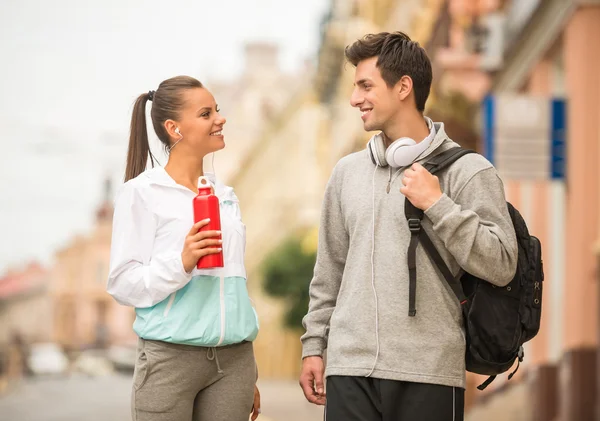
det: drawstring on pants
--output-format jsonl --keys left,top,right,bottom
{"left": 207, "top": 347, "right": 224, "bottom": 374}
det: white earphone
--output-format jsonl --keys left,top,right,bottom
{"left": 170, "top": 128, "right": 183, "bottom": 152}
{"left": 367, "top": 117, "right": 436, "bottom": 168}
{"left": 363, "top": 117, "right": 437, "bottom": 376}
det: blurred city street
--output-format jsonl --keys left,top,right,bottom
{"left": 0, "top": 373, "right": 131, "bottom": 421}
{"left": 0, "top": 373, "right": 323, "bottom": 421}
{"left": 2, "top": 0, "right": 600, "bottom": 420}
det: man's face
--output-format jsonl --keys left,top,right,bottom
{"left": 350, "top": 57, "right": 399, "bottom": 133}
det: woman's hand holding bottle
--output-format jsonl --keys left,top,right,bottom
{"left": 181, "top": 218, "right": 222, "bottom": 273}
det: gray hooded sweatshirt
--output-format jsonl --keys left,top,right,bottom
{"left": 301, "top": 123, "right": 518, "bottom": 389}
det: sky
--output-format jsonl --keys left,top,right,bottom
{"left": 0, "top": 0, "right": 329, "bottom": 273}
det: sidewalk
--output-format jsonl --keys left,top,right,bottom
{"left": 257, "top": 379, "right": 323, "bottom": 421}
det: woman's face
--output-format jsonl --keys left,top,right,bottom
{"left": 169, "top": 87, "right": 226, "bottom": 155}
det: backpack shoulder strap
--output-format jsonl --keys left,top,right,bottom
{"left": 404, "top": 146, "right": 476, "bottom": 316}
{"left": 423, "top": 147, "right": 477, "bottom": 175}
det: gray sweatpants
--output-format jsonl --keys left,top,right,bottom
{"left": 131, "top": 339, "right": 256, "bottom": 421}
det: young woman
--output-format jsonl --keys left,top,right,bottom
{"left": 107, "top": 76, "right": 261, "bottom": 421}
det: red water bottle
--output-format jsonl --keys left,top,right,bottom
{"left": 193, "top": 176, "right": 224, "bottom": 269}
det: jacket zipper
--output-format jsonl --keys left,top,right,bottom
{"left": 163, "top": 292, "right": 176, "bottom": 317}
{"left": 216, "top": 274, "right": 226, "bottom": 345}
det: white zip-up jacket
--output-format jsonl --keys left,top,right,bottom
{"left": 107, "top": 167, "right": 259, "bottom": 347}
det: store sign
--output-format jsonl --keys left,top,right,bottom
{"left": 483, "top": 94, "right": 566, "bottom": 180}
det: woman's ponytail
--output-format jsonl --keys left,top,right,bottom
{"left": 124, "top": 92, "right": 157, "bottom": 182}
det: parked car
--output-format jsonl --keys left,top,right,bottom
{"left": 108, "top": 344, "right": 136, "bottom": 372}
{"left": 73, "top": 349, "right": 114, "bottom": 377}
{"left": 27, "top": 343, "right": 69, "bottom": 376}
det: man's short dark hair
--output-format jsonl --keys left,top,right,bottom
{"left": 345, "top": 31, "right": 433, "bottom": 112}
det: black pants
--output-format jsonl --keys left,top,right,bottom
{"left": 325, "top": 376, "right": 464, "bottom": 421}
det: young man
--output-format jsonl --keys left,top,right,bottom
{"left": 299, "top": 32, "right": 518, "bottom": 420}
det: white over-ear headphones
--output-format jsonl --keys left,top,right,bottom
{"left": 367, "top": 117, "right": 436, "bottom": 168}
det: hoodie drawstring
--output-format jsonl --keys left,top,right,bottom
{"left": 207, "top": 347, "right": 224, "bottom": 374}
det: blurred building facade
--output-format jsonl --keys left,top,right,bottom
{"left": 231, "top": 86, "right": 326, "bottom": 379}
{"left": 205, "top": 42, "right": 318, "bottom": 378}
{"left": 0, "top": 263, "right": 51, "bottom": 347}
{"left": 50, "top": 179, "right": 136, "bottom": 352}
{"left": 427, "top": 1, "right": 600, "bottom": 420}
{"left": 0, "top": 262, "right": 51, "bottom": 392}
{"left": 208, "top": 42, "right": 308, "bottom": 184}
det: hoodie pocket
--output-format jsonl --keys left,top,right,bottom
{"left": 133, "top": 340, "right": 152, "bottom": 391}
{"left": 223, "top": 276, "right": 259, "bottom": 345}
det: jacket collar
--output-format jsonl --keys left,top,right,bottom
{"left": 143, "top": 167, "right": 238, "bottom": 203}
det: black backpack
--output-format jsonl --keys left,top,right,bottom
{"left": 404, "top": 147, "right": 544, "bottom": 390}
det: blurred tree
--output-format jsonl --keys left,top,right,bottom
{"left": 262, "top": 236, "right": 317, "bottom": 331}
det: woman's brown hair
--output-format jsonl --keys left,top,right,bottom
{"left": 124, "top": 76, "right": 203, "bottom": 181}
